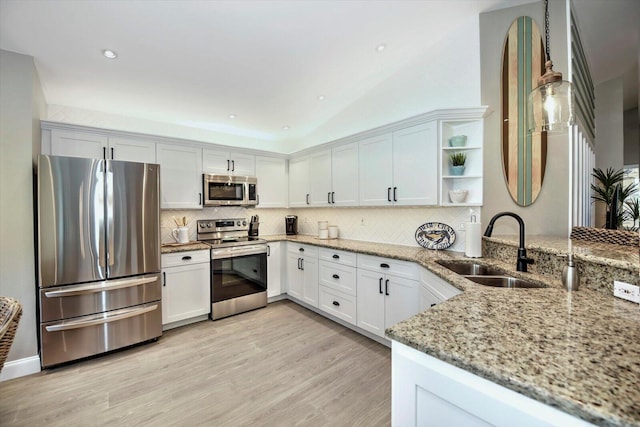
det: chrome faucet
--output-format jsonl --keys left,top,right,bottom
{"left": 484, "top": 212, "right": 535, "bottom": 272}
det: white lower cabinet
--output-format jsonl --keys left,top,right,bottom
{"left": 356, "top": 255, "right": 420, "bottom": 338}
{"left": 392, "top": 341, "right": 595, "bottom": 427}
{"left": 267, "top": 242, "right": 283, "bottom": 298}
{"left": 286, "top": 244, "right": 319, "bottom": 307}
{"left": 161, "top": 250, "right": 210, "bottom": 327}
{"left": 318, "top": 286, "right": 357, "bottom": 325}
{"left": 419, "top": 267, "right": 462, "bottom": 311}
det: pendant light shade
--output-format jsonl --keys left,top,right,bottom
{"left": 527, "top": 0, "right": 575, "bottom": 133}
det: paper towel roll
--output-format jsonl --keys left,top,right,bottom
{"left": 465, "top": 222, "right": 482, "bottom": 258}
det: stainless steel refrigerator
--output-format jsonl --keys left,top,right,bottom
{"left": 37, "top": 154, "right": 162, "bottom": 367}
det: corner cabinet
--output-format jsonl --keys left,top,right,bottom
{"left": 286, "top": 243, "right": 319, "bottom": 307}
{"left": 439, "top": 118, "right": 484, "bottom": 206}
{"left": 255, "top": 156, "right": 288, "bottom": 208}
{"left": 359, "top": 122, "right": 438, "bottom": 206}
{"left": 156, "top": 143, "right": 203, "bottom": 209}
{"left": 161, "top": 250, "right": 210, "bottom": 328}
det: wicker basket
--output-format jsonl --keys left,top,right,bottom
{"left": 0, "top": 296, "right": 23, "bottom": 372}
{"left": 571, "top": 226, "right": 639, "bottom": 247}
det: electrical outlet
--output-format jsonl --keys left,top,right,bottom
{"left": 459, "top": 222, "right": 466, "bottom": 230}
{"left": 613, "top": 281, "right": 640, "bottom": 303}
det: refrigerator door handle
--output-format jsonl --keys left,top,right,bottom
{"left": 45, "top": 304, "right": 159, "bottom": 332}
{"left": 95, "top": 159, "right": 107, "bottom": 276}
{"left": 105, "top": 160, "right": 115, "bottom": 270}
{"left": 44, "top": 275, "right": 158, "bottom": 298}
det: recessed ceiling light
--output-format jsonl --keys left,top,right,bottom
{"left": 228, "top": 114, "right": 236, "bottom": 119}
{"left": 318, "top": 95, "right": 326, "bottom": 101}
{"left": 283, "top": 126, "right": 290, "bottom": 130}
{"left": 376, "top": 44, "right": 386, "bottom": 52}
{"left": 102, "top": 49, "right": 118, "bottom": 59}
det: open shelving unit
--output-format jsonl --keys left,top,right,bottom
{"left": 439, "top": 119, "right": 483, "bottom": 206}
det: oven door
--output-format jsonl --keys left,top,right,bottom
{"left": 211, "top": 245, "right": 267, "bottom": 303}
{"left": 203, "top": 174, "right": 245, "bottom": 206}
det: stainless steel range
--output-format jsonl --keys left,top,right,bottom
{"left": 197, "top": 218, "right": 267, "bottom": 320}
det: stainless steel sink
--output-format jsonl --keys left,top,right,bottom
{"left": 466, "top": 276, "right": 546, "bottom": 288}
{"left": 436, "top": 260, "right": 506, "bottom": 276}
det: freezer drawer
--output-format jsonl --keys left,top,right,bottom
{"left": 40, "top": 301, "right": 162, "bottom": 367}
{"left": 39, "top": 274, "right": 161, "bottom": 322}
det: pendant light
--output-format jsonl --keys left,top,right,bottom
{"left": 527, "top": 0, "right": 575, "bottom": 133}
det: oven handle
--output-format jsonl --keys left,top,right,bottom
{"left": 44, "top": 275, "right": 158, "bottom": 298}
{"left": 212, "top": 247, "right": 267, "bottom": 260}
{"left": 44, "top": 304, "right": 159, "bottom": 332}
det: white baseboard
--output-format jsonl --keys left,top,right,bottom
{"left": 0, "top": 355, "right": 41, "bottom": 382}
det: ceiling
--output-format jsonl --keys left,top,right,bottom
{"left": 1, "top": 0, "right": 638, "bottom": 153}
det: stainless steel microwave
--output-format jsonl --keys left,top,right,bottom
{"left": 203, "top": 174, "right": 257, "bottom": 207}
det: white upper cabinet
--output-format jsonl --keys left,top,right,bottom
{"left": 392, "top": 122, "right": 438, "bottom": 206}
{"left": 108, "top": 136, "right": 156, "bottom": 163}
{"left": 50, "top": 129, "right": 108, "bottom": 159}
{"left": 359, "top": 133, "right": 394, "bottom": 206}
{"left": 308, "top": 149, "right": 332, "bottom": 206}
{"left": 358, "top": 123, "right": 437, "bottom": 206}
{"left": 156, "top": 143, "right": 203, "bottom": 209}
{"left": 50, "top": 130, "right": 156, "bottom": 163}
{"left": 203, "top": 148, "right": 255, "bottom": 176}
{"left": 255, "top": 156, "right": 288, "bottom": 208}
{"left": 331, "top": 142, "right": 359, "bottom": 206}
{"left": 288, "top": 156, "right": 311, "bottom": 207}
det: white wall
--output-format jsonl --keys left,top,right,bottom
{"left": 0, "top": 50, "right": 45, "bottom": 365}
{"left": 595, "top": 77, "right": 625, "bottom": 170}
{"left": 479, "top": 0, "right": 572, "bottom": 237}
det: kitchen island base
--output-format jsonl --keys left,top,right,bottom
{"left": 392, "top": 341, "right": 595, "bottom": 427}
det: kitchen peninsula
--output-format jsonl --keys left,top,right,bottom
{"left": 253, "top": 235, "right": 639, "bottom": 427}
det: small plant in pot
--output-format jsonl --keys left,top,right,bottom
{"left": 449, "top": 152, "right": 467, "bottom": 176}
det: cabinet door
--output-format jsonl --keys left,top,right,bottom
{"left": 230, "top": 152, "right": 255, "bottom": 176}
{"left": 203, "top": 148, "right": 231, "bottom": 174}
{"left": 267, "top": 242, "right": 282, "bottom": 298}
{"left": 156, "top": 143, "right": 203, "bottom": 209}
{"left": 51, "top": 129, "right": 107, "bottom": 159}
{"left": 359, "top": 133, "right": 393, "bottom": 206}
{"left": 308, "top": 149, "right": 332, "bottom": 206}
{"left": 385, "top": 275, "right": 420, "bottom": 330}
{"left": 162, "top": 263, "right": 210, "bottom": 325}
{"left": 419, "top": 284, "right": 442, "bottom": 312}
{"left": 255, "top": 156, "right": 288, "bottom": 208}
{"left": 286, "top": 252, "right": 303, "bottom": 300}
{"left": 301, "top": 256, "right": 319, "bottom": 308}
{"left": 392, "top": 122, "right": 438, "bottom": 206}
{"left": 108, "top": 137, "right": 156, "bottom": 163}
{"left": 356, "top": 269, "right": 385, "bottom": 337}
{"left": 288, "top": 156, "right": 310, "bottom": 207}
{"left": 332, "top": 142, "right": 359, "bottom": 206}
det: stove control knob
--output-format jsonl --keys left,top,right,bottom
{"left": 206, "top": 222, "right": 212, "bottom": 228}
{"left": 236, "top": 221, "right": 241, "bottom": 226}
{"left": 242, "top": 220, "right": 247, "bottom": 226}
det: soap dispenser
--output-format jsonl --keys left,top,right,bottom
{"left": 562, "top": 254, "right": 580, "bottom": 291}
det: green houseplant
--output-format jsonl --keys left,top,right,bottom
{"left": 449, "top": 152, "right": 467, "bottom": 176}
{"left": 591, "top": 167, "right": 638, "bottom": 230}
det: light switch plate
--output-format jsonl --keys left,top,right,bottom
{"left": 613, "top": 281, "right": 640, "bottom": 304}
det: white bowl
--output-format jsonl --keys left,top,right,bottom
{"left": 449, "top": 189, "right": 468, "bottom": 203}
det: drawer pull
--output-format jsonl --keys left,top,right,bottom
{"left": 332, "top": 274, "right": 340, "bottom": 279}
{"left": 182, "top": 256, "right": 192, "bottom": 261}
{"left": 332, "top": 254, "right": 340, "bottom": 259}
{"left": 430, "top": 303, "right": 436, "bottom": 307}
{"left": 380, "top": 263, "right": 390, "bottom": 268}
{"left": 332, "top": 301, "right": 340, "bottom": 307}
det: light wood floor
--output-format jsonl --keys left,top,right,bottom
{"left": 0, "top": 300, "right": 391, "bottom": 426}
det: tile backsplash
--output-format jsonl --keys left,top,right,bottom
{"left": 161, "top": 206, "right": 481, "bottom": 252}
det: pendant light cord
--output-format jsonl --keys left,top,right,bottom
{"left": 544, "top": 0, "right": 551, "bottom": 61}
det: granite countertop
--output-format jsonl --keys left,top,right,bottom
{"left": 263, "top": 234, "right": 640, "bottom": 426}
{"left": 161, "top": 242, "right": 211, "bottom": 253}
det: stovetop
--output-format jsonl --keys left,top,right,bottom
{"left": 200, "top": 236, "right": 266, "bottom": 249}
{"left": 196, "top": 218, "right": 265, "bottom": 248}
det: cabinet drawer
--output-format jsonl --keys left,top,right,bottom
{"left": 286, "top": 243, "right": 318, "bottom": 257}
{"left": 319, "top": 286, "right": 356, "bottom": 326}
{"left": 357, "top": 254, "right": 419, "bottom": 279}
{"left": 161, "top": 250, "right": 210, "bottom": 268}
{"left": 319, "top": 248, "right": 356, "bottom": 267}
{"left": 318, "top": 261, "right": 357, "bottom": 296}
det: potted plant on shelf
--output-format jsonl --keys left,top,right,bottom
{"left": 449, "top": 152, "right": 466, "bottom": 176}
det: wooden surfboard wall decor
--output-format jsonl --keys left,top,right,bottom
{"left": 501, "top": 16, "right": 547, "bottom": 207}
